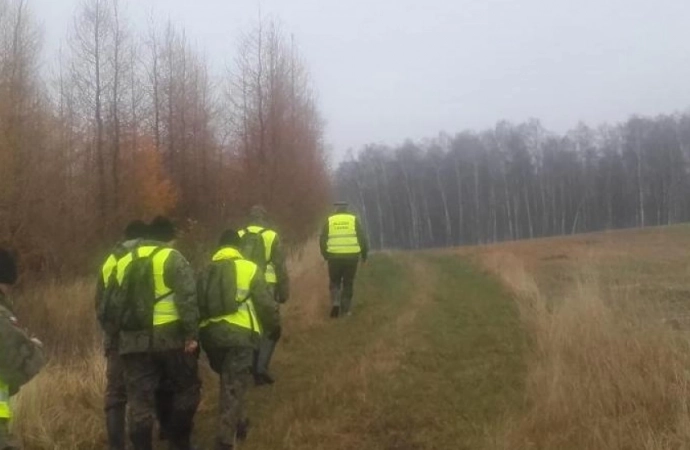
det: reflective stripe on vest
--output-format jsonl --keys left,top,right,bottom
{"left": 327, "top": 214, "right": 361, "bottom": 255}
{"left": 115, "top": 246, "right": 180, "bottom": 327}
{"left": 101, "top": 254, "right": 118, "bottom": 286}
{"left": 200, "top": 247, "right": 262, "bottom": 334}
{"left": 239, "top": 226, "right": 278, "bottom": 284}
{"left": 0, "top": 381, "right": 11, "bottom": 419}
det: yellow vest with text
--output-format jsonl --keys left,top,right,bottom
{"left": 115, "top": 246, "right": 180, "bottom": 327}
{"left": 327, "top": 213, "right": 361, "bottom": 255}
{"left": 200, "top": 247, "right": 262, "bottom": 335}
{"left": 238, "top": 226, "right": 278, "bottom": 284}
{"left": 0, "top": 380, "right": 10, "bottom": 419}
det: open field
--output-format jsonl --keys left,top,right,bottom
{"left": 10, "top": 225, "right": 690, "bottom": 449}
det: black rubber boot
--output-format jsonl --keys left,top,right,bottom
{"left": 129, "top": 426, "right": 153, "bottom": 450}
{"left": 236, "top": 418, "right": 250, "bottom": 442}
{"left": 167, "top": 408, "right": 196, "bottom": 450}
{"left": 106, "top": 405, "right": 127, "bottom": 450}
{"left": 329, "top": 287, "right": 341, "bottom": 318}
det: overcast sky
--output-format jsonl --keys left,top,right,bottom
{"left": 31, "top": 0, "right": 690, "bottom": 157}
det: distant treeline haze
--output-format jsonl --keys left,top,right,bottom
{"left": 336, "top": 115, "right": 690, "bottom": 249}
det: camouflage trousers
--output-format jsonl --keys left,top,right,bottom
{"left": 122, "top": 350, "right": 201, "bottom": 450}
{"left": 105, "top": 349, "right": 127, "bottom": 411}
{"left": 254, "top": 285, "right": 279, "bottom": 376}
{"left": 206, "top": 346, "right": 254, "bottom": 447}
{"left": 0, "top": 419, "right": 19, "bottom": 450}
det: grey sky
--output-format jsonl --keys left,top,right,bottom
{"left": 31, "top": 0, "right": 690, "bottom": 156}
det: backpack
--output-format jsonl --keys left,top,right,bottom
{"left": 97, "top": 245, "right": 131, "bottom": 334}
{"left": 110, "top": 247, "right": 167, "bottom": 332}
{"left": 198, "top": 258, "right": 251, "bottom": 321}
{"left": 239, "top": 228, "right": 269, "bottom": 271}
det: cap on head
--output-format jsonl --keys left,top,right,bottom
{"left": 249, "top": 204, "right": 268, "bottom": 222}
{"left": 0, "top": 248, "right": 18, "bottom": 285}
{"left": 334, "top": 201, "right": 349, "bottom": 212}
{"left": 124, "top": 220, "right": 148, "bottom": 240}
{"left": 218, "top": 229, "right": 241, "bottom": 248}
{"left": 148, "top": 216, "right": 176, "bottom": 243}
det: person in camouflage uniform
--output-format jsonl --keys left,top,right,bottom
{"left": 320, "top": 202, "right": 369, "bottom": 318}
{"left": 116, "top": 217, "right": 201, "bottom": 450}
{"left": 96, "top": 220, "right": 147, "bottom": 450}
{"left": 0, "top": 249, "right": 45, "bottom": 450}
{"left": 239, "top": 205, "right": 289, "bottom": 385}
{"left": 198, "top": 229, "right": 280, "bottom": 450}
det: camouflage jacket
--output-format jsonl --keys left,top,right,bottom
{"left": 243, "top": 221, "right": 290, "bottom": 303}
{"left": 0, "top": 291, "right": 45, "bottom": 393}
{"left": 118, "top": 241, "right": 199, "bottom": 355}
{"left": 199, "top": 257, "right": 280, "bottom": 351}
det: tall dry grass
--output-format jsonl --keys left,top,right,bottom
{"left": 6, "top": 240, "right": 327, "bottom": 449}
{"left": 482, "top": 251, "right": 690, "bottom": 450}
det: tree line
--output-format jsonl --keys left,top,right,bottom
{"left": 0, "top": 0, "right": 330, "bottom": 274}
{"left": 336, "top": 114, "right": 690, "bottom": 250}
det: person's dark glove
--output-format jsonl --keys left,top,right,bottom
{"left": 268, "top": 325, "right": 282, "bottom": 341}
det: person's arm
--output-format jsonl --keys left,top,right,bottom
{"left": 250, "top": 271, "right": 280, "bottom": 336}
{"left": 165, "top": 251, "right": 199, "bottom": 344}
{"left": 319, "top": 220, "right": 329, "bottom": 260}
{"left": 0, "top": 311, "right": 45, "bottom": 392}
{"left": 355, "top": 217, "right": 369, "bottom": 261}
{"left": 271, "top": 235, "right": 290, "bottom": 303}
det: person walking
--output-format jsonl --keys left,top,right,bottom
{"left": 96, "top": 220, "right": 148, "bottom": 450}
{"left": 197, "top": 229, "right": 280, "bottom": 450}
{"left": 109, "top": 216, "right": 201, "bottom": 450}
{"left": 0, "top": 249, "right": 45, "bottom": 449}
{"left": 319, "top": 202, "right": 369, "bottom": 318}
{"left": 238, "top": 205, "right": 289, "bottom": 385}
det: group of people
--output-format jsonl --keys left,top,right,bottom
{"left": 0, "top": 201, "right": 368, "bottom": 450}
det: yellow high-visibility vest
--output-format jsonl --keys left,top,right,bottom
{"left": 115, "top": 246, "right": 180, "bottom": 327}
{"left": 200, "top": 247, "right": 262, "bottom": 334}
{"left": 327, "top": 213, "right": 361, "bottom": 255}
{"left": 238, "top": 226, "right": 278, "bottom": 284}
{"left": 101, "top": 254, "right": 118, "bottom": 287}
{"left": 0, "top": 380, "right": 10, "bottom": 419}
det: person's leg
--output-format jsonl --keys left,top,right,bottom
{"left": 217, "top": 347, "right": 253, "bottom": 450}
{"left": 0, "top": 419, "right": 19, "bottom": 450}
{"left": 104, "top": 349, "right": 128, "bottom": 450}
{"left": 154, "top": 377, "right": 174, "bottom": 441}
{"left": 123, "top": 352, "right": 159, "bottom": 450}
{"left": 328, "top": 260, "right": 345, "bottom": 317}
{"left": 254, "top": 285, "right": 279, "bottom": 384}
{"left": 340, "top": 260, "right": 359, "bottom": 315}
{"left": 163, "top": 350, "right": 201, "bottom": 450}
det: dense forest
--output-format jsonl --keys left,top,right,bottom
{"left": 0, "top": 0, "right": 330, "bottom": 274}
{"left": 336, "top": 115, "right": 690, "bottom": 250}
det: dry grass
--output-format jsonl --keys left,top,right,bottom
{"left": 479, "top": 233, "right": 690, "bottom": 450}
{"left": 6, "top": 240, "right": 329, "bottom": 450}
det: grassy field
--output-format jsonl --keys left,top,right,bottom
{"left": 10, "top": 226, "right": 690, "bottom": 449}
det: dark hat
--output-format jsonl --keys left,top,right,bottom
{"left": 218, "top": 229, "right": 241, "bottom": 248}
{"left": 124, "top": 220, "right": 148, "bottom": 240}
{"left": 148, "top": 216, "right": 176, "bottom": 243}
{"left": 0, "top": 248, "right": 18, "bottom": 285}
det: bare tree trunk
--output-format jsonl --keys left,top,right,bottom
{"left": 94, "top": 0, "right": 107, "bottom": 235}
{"left": 435, "top": 162, "right": 452, "bottom": 246}
{"left": 454, "top": 155, "right": 463, "bottom": 244}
